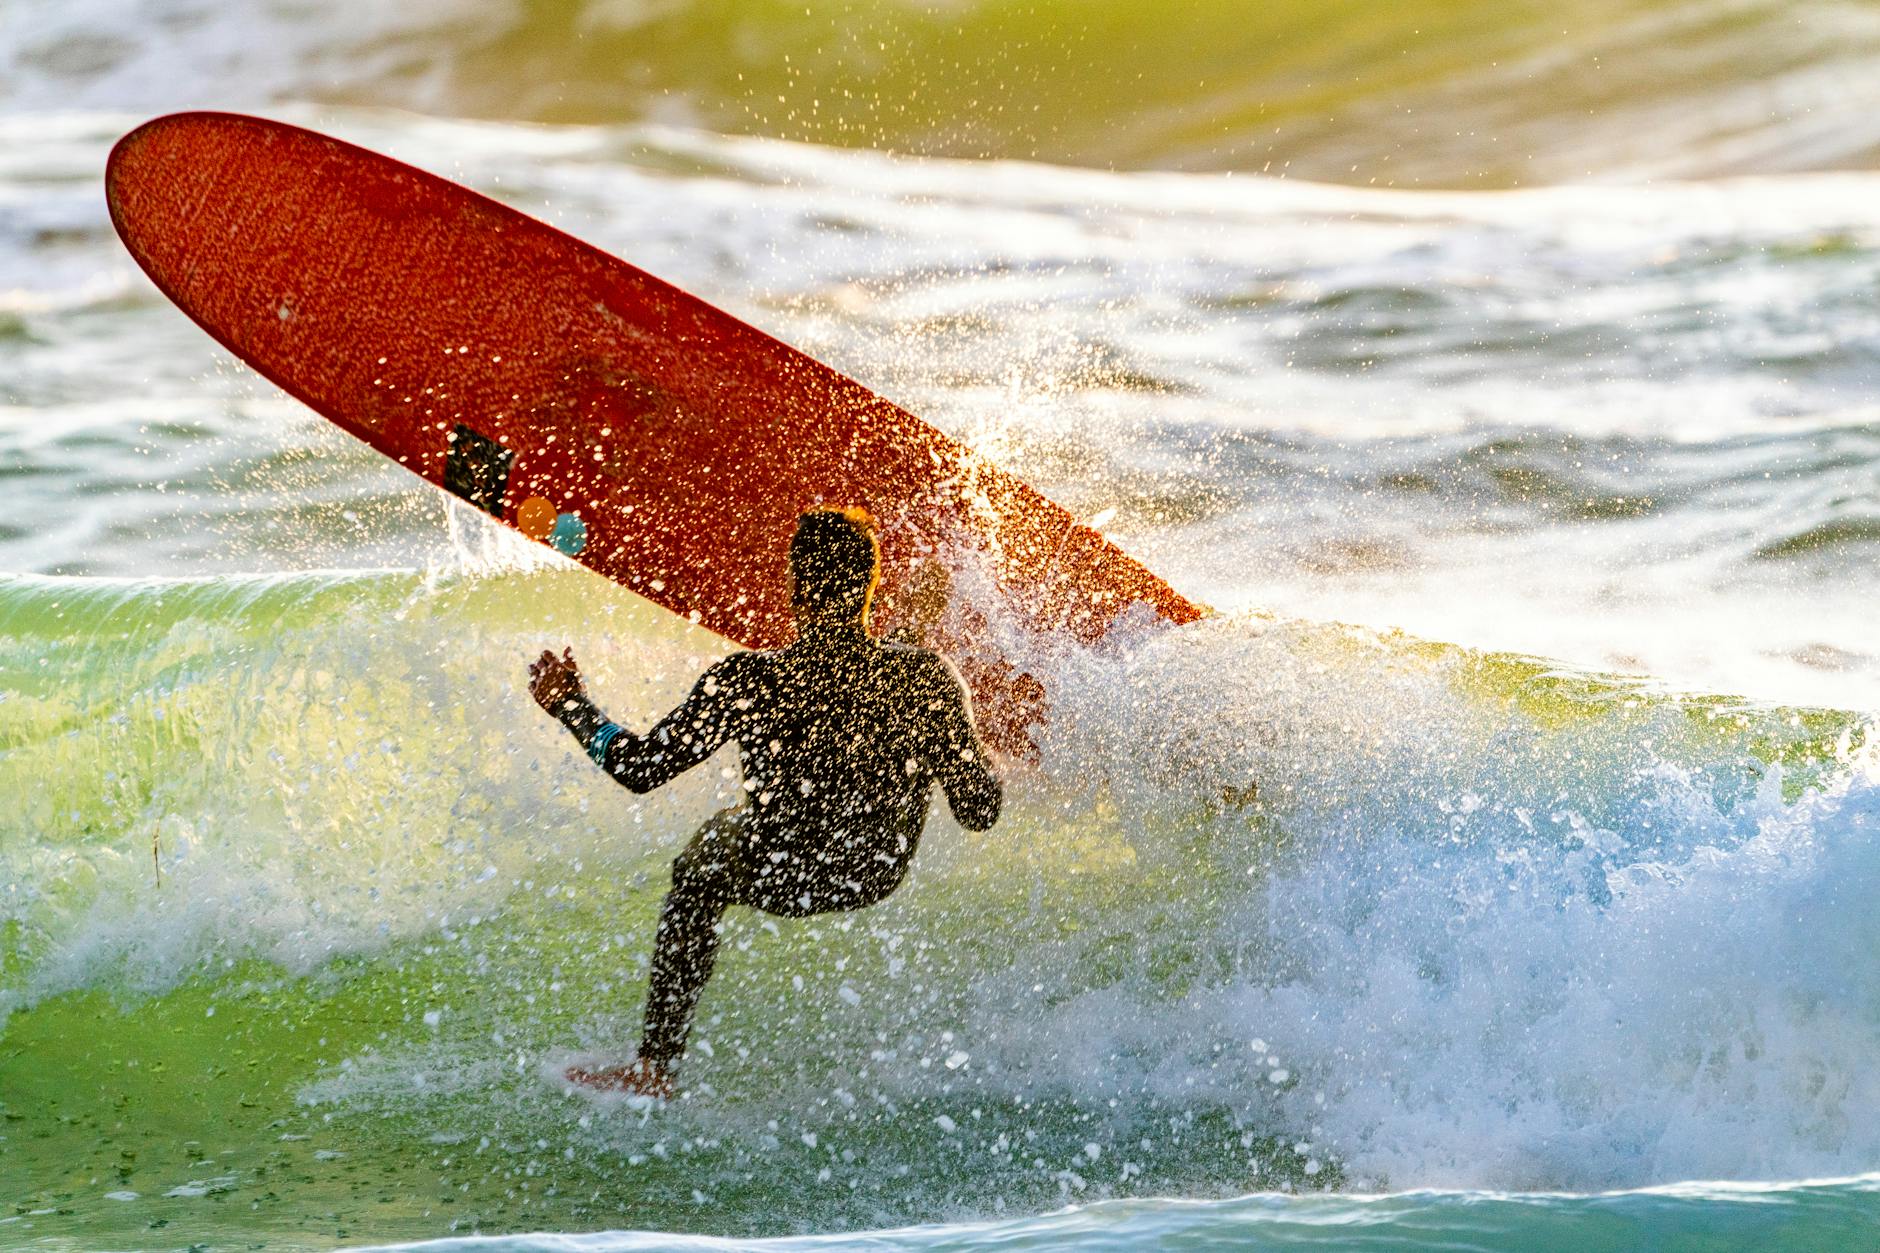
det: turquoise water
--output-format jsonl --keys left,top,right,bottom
{"left": 4, "top": 3, "right": 1880, "bottom": 1250}
{"left": 359, "top": 1179, "right": 1880, "bottom": 1251}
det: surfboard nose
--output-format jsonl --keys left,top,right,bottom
{"left": 107, "top": 111, "right": 246, "bottom": 245}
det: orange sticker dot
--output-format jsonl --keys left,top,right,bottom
{"left": 516, "top": 496, "right": 556, "bottom": 540}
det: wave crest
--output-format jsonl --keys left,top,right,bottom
{"left": 3, "top": 566, "right": 1874, "bottom": 1213}
{"left": 9, "top": 1, "right": 1880, "bottom": 183}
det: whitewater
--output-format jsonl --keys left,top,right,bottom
{"left": 3, "top": 3, "right": 1879, "bottom": 1249}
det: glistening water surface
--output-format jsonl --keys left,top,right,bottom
{"left": 2, "top": 6, "right": 1879, "bottom": 1250}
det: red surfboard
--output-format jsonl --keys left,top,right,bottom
{"left": 105, "top": 112, "right": 1203, "bottom": 755}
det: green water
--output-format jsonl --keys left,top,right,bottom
{"left": 3, "top": 564, "right": 1872, "bottom": 1246}
{"left": 7, "top": 0, "right": 1880, "bottom": 1241}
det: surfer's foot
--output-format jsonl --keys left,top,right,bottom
{"left": 564, "top": 1059, "right": 675, "bottom": 1099}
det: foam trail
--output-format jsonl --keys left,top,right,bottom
{"left": 352, "top": 1175, "right": 1880, "bottom": 1252}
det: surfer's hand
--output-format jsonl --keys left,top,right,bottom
{"left": 528, "top": 647, "right": 586, "bottom": 717}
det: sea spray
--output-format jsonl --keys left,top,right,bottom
{"left": 3, "top": 38, "right": 1879, "bottom": 1245}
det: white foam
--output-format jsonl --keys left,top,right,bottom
{"left": 948, "top": 613, "right": 1880, "bottom": 1190}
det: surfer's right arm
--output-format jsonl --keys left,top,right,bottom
{"left": 533, "top": 649, "right": 744, "bottom": 794}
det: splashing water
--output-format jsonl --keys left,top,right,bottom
{"left": 1, "top": 563, "right": 1873, "bottom": 1245}
{"left": 2, "top": 7, "right": 1879, "bottom": 1247}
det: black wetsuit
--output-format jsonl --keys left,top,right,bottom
{"left": 555, "top": 621, "right": 1002, "bottom": 1068}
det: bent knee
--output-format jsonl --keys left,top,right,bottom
{"left": 670, "top": 840, "right": 742, "bottom": 903}
{"left": 670, "top": 847, "right": 718, "bottom": 893}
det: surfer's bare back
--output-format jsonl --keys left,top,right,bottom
{"left": 527, "top": 507, "right": 1002, "bottom": 1098}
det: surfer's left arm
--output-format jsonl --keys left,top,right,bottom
{"left": 530, "top": 647, "right": 740, "bottom": 793}
{"left": 920, "top": 654, "right": 1002, "bottom": 831}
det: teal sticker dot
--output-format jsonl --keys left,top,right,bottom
{"left": 549, "top": 512, "right": 588, "bottom": 557}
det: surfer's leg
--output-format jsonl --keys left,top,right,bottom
{"left": 638, "top": 811, "right": 746, "bottom": 1072}
{"left": 635, "top": 812, "right": 913, "bottom": 1078}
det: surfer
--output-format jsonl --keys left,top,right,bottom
{"left": 528, "top": 507, "right": 1003, "bottom": 1098}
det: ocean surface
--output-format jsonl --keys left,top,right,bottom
{"left": 2, "top": 2, "right": 1878, "bottom": 1250}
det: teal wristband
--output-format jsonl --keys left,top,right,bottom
{"left": 587, "top": 722, "right": 624, "bottom": 767}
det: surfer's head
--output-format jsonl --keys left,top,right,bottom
{"left": 790, "top": 506, "right": 880, "bottom": 623}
